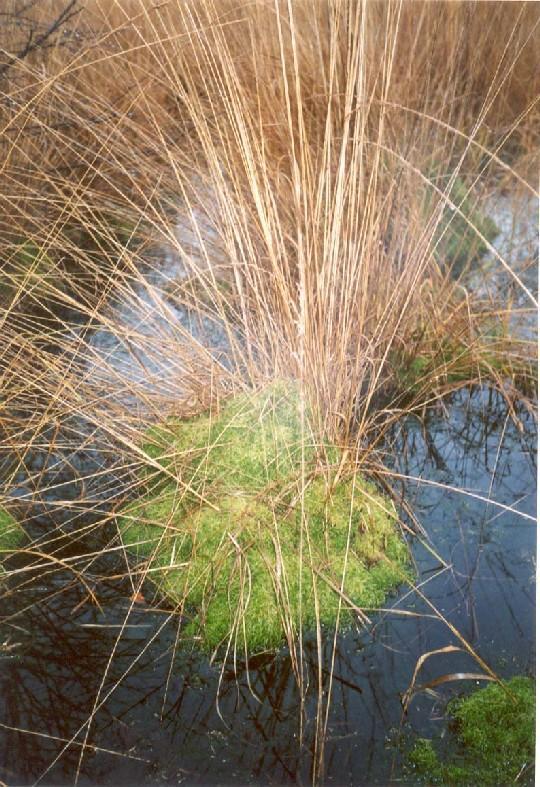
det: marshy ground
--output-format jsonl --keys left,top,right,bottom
{"left": 0, "top": 1, "right": 537, "bottom": 785}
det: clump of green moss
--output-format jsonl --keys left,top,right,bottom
{"left": 432, "top": 175, "right": 499, "bottom": 274}
{"left": 392, "top": 319, "right": 537, "bottom": 402}
{"left": 119, "top": 383, "right": 410, "bottom": 653}
{"left": 395, "top": 337, "right": 504, "bottom": 396}
{"left": 408, "top": 677, "right": 535, "bottom": 785}
{"left": 0, "top": 508, "right": 23, "bottom": 550}
{"left": 0, "top": 241, "right": 54, "bottom": 306}
{"left": 0, "top": 508, "right": 24, "bottom": 574}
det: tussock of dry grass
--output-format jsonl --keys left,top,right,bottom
{"left": 0, "top": 0, "right": 536, "bottom": 617}
{"left": 0, "top": 1, "right": 537, "bottom": 781}
{"left": 1, "top": 2, "right": 537, "bottom": 437}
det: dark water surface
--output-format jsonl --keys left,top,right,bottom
{"left": 0, "top": 386, "right": 535, "bottom": 786}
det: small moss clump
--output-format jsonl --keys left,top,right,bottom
{"left": 0, "top": 508, "right": 24, "bottom": 573}
{"left": 393, "top": 321, "right": 537, "bottom": 401}
{"left": 0, "top": 241, "right": 53, "bottom": 306}
{"left": 395, "top": 338, "right": 503, "bottom": 397}
{"left": 408, "top": 676, "right": 535, "bottom": 785}
{"left": 0, "top": 508, "right": 23, "bottom": 550}
{"left": 432, "top": 176, "right": 499, "bottom": 274}
{"left": 119, "top": 383, "right": 410, "bottom": 653}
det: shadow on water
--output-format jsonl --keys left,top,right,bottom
{"left": 0, "top": 386, "right": 536, "bottom": 785}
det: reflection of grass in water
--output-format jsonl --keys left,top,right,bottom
{"left": 409, "top": 677, "right": 535, "bottom": 785}
{"left": 119, "top": 384, "right": 409, "bottom": 653}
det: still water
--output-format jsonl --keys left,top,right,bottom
{"left": 0, "top": 386, "right": 535, "bottom": 785}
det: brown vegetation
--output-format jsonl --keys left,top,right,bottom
{"left": 0, "top": 2, "right": 537, "bottom": 779}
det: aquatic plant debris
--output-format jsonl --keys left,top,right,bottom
{"left": 119, "top": 383, "right": 410, "bottom": 652}
{"left": 408, "top": 676, "right": 535, "bottom": 785}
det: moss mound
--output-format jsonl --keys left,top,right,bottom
{"left": 409, "top": 676, "right": 535, "bottom": 785}
{"left": 119, "top": 383, "right": 410, "bottom": 653}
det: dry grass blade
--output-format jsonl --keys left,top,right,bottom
{"left": 407, "top": 672, "right": 497, "bottom": 702}
{"left": 0, "top": 722, "right": 150, "bottom": 762}
{"left": 401, "top": 645, "right": 499, "bottom": 714}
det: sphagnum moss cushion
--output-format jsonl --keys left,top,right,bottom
{"left": 119, "top": 383, "right": 410, "bottom": 652}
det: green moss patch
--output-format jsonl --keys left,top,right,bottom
{"left": 392, "top": 322, "right": 537, "bottom": 402}
{"left": 0, "top": 241, "right": 54, "bottom": 304}
{"left": 395, "top": 338, "right": 503, "bottom": 395}
{"left": 408, "top": 677, "right": 535, "bottom": 785}
{"left": 0, "top": 508, "right": 25, "bottom": 573}
{"left": 430, "top": 175, "right": 499, "bottom": 273}
{"left": 119, "top": 383, "right": 410, "bottom": 653}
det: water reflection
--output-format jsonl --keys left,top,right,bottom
{"left": 0, "top": 387, "right": 536, "bottom": 785}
